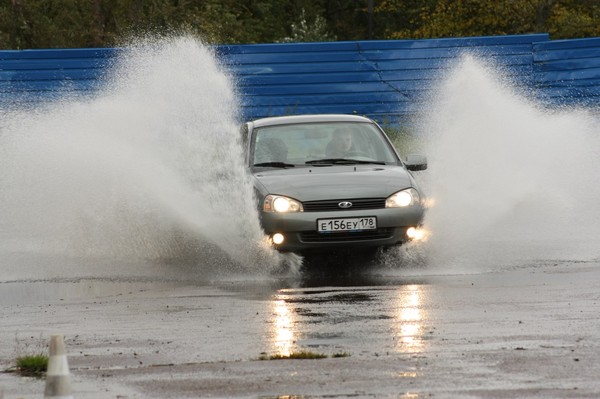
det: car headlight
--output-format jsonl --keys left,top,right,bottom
{"left": 386, "top": 188, "right": 420, "bottom": 208}
{"left": 263, "top": 195, "right": 304, "bottom": 213}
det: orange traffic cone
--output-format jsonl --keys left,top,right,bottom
{"left": 44, "top": 334, "right": 73, "bottom": 399}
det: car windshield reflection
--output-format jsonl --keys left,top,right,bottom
{"left": 252, "top": 122, "right": 398, "bottom": 166}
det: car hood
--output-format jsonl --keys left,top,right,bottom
{"left": 252, "top": 165, "right": 414, "bottom": 201}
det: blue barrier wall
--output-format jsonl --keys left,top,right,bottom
{"left": 219, "top": 34, "right": 548, "bottom": 122}
{"left": 532, "top": 37, "right": 600, "bottom": 107}
{"left": 1, "top": 33, "right": 599, "bottom": 123}
{"left": 0, "top": 48, "right": 116, "bottom": 104}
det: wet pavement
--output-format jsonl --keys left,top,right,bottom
{"left": 1, "top": 259, "right": 600, "bottom": 398}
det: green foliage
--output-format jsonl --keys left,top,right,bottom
{"left": 0, "top": 0, "right": 597, "bottom": 49}
{"left": 549, "top": 2, "right": 600, "bottom": 38}
{"left": 259, "top": 350, "right": 329, "bottom": 360}
{"left": 278, "top": 8, "right": 336, "bottom": 43}
{"left": 258, "top": 350, "right": 351, "bottom": 360}
{"left": 15, "top": 354, "right": 48, "bottom": 378}
{"left": 332, "top": 351, "right": 351, "bottom": 358}
{"left": 8, "top": 333, "right": 49, "bottom": 378}
{"left": 381, "top": 0, "right": 600, "bottom": 40}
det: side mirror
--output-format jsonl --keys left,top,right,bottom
{"left": 404, "top": 154, "right": 428, "bottom": 171}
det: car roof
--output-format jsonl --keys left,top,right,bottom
{"left": 249, "top": 114, "right": 374, "bottom": 128}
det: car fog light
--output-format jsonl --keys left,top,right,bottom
{"left": 406, "top": 227, "right": 424, "bottom": 240}
{"left": 272, "top": 233, "right": 285, "bottom": 245}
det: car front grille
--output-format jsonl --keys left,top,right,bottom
{"left": 302, "top": 198, "right": 386, "bottom": 212}
{"left": 300, "top": 228, "right": 394, "bottom": 243}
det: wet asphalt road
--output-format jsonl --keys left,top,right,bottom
{"left": 1, "top": 259, "right": 600, "bottom": 399}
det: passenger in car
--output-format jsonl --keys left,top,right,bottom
{"left": 326, "top": 128, "right": 354, "bottom": 157}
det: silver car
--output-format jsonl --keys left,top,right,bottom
{"left": 242, "top": 114, "right": 427, "bottom": 254}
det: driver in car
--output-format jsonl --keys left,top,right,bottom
{"left": 326, "top": 128, "right": 354, "bottom": 157}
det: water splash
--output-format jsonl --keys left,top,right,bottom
{"left": 0, "top": 36, "right": 295, "bottom": 281}
{"left": 414, "top": 55, "right": 600, "bottom": 272}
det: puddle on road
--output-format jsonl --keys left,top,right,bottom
{"left": 264, "top": 282, "right": 431, "bottom": 358}
{"left": 281, "top": 292, "right": 374, "bottom": 304}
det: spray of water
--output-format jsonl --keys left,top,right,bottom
{"left": 412, "top": 55, "right": 600, "bottom": 272}
{"left": 3, "top": 44, "right": 597, "bottom": 280}
{"left": 0, "top": 36, "right": 296, "bottom": 281}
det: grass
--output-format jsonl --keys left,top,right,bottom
{"left": 14, "top": 354, "right": 48, "bottom": 378}
{"left": 331, "top": 351, "right": 351, "bottom": 358}
{"left": 259, "top": 350, "right": 350, "bottom": 360}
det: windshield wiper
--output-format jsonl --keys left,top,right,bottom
{"left": 253, "top": 162, "right": 296, "bottom": 168}
{"left": 305, "top": 158, "right": 386, "bottom": 165}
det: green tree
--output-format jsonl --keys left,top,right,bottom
{"left": 0, "top": 0, "right": 598, "bottom": 49}
{"left": 321, "top": 0, "right": 372, "bottom": 41}
{"left": 548, "top": 0, "right": 600, "bottom": 38}
{"left": 0, "top": 0, "right": 99, "bottom": 48}
{"left": 379, "top": 0, "right": 600, "bottom": 40}
{"left": 278, "top": 8, "right": 336, "bottom": 43}
{"left": 374, "top": 0, "right": 438, "bottom": 40}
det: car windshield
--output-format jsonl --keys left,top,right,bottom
{"left": 252, "top": 122, "right": 398, "bottom": 166}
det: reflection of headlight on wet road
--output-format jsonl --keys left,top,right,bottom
{"left": 272, "top": 299, "right": 295, "bottom": 357}
{"left": 399, "top": 323, "right": 420, "bottom": 347}
{"left": 400, "top": 307, "right": 421, "bottom": 322}
{"left": 393, "top": 285, "right": 427, "bottom": 353}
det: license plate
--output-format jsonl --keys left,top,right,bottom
{"left": 317, "top": 217, "right": 377, "bottom": 233}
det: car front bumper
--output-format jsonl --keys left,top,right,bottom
{"left": 260, "top": 206, "right": 424, "bottom": 252}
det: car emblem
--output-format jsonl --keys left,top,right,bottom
{"left": 338, "top": 201, "right": 353, "bottom": 209}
